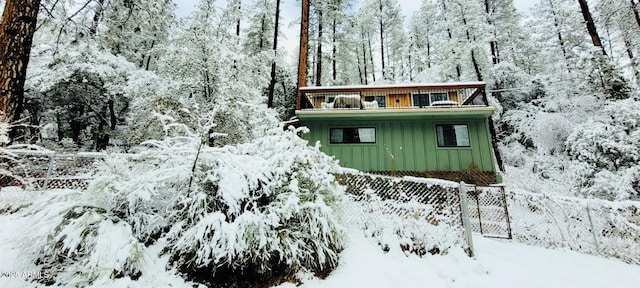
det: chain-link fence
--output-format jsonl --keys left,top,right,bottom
{"left": 4, "top": 150, "right": 640, "bottom": 264}
{"left": 1, "top": 150, "right": 101, "bottom": 190}
{"left": 464, "top": 184, "right": 512, "bottom": 239}
{"left": 336, "top": 173, "right": 475, "bottom": 256}
{"left": 507, "top": 190, "right": 640, "bottom": 264}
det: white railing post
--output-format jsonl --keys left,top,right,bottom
{"left": 459, "top": 181, "right": 475, "bottom": 257}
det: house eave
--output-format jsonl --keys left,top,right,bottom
{"left": 295, "top": 106, "right": 495, "bottom": 120}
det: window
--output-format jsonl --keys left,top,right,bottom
{"left": 364, "top": 96, "right": 386, "bottom": 108}
{"left": 330, "top": 127, "right": 376, "bottom": 144}
{"left": 430, "top": 93, "right": 448, "bottom": 103}
{"left": 412, "top": 94, "right": 430, "bottom": 107}
{"left": 436, "top": 124, "right": 470, "bottom": 147}
{"left": 413, "top": 93, "right": 450, "bottom": 107}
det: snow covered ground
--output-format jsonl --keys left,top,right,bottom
{"left": 276, "top": 227, "right": 640, "bottom": 288}
{"left": 1, "top": 203, "right": 639, "bottom": 288}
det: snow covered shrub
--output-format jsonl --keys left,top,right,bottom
{"left": 565, "top": 99, "right": 640, "bottom": 200}
{"left": 575, "top": 49, "right": 631, "bottom": 101}
{"left": 503, "top": 109, "right": 575, "bottom": 155}
{"left": 566, "top": 99, "right": 640, "bottom": 170}
{"left": 164, "top": 127, "right": 346, "bottom": 286}
{"left": 19, "top": 190, "right": 150, "bottom": 286}
{"left": 580, "top": 169, "right": 639, "bottom": 201}
{"left": 22, "top": 120, "right": 346, "bottom": 287}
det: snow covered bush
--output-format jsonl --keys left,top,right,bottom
{"left": 165, "top": 129, "right": 346, "bottom": 285}
{"left": 564, "top": 99, "right": 640, "bottom": 200}
{"left": 566, "top": 99, "right": 640, "bottom": 171}
{"left": 22, "top": 120, "right": 346, "bottom": 287}
{"left": 502, "top": 109, "right": 575, "bottom": 155}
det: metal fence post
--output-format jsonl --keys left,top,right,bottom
{"left": 459, "top": 181, "right": 475, "bottom": 257}
{"left": 498, "top": 185, "right": 513, "bottom": 239}
{"left": 585, "top": 205, "right": 600, "bottom": 255}
{"left": 42, "top": 155, "right": 56, "bottom": 190}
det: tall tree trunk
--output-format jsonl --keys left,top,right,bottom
{"left": 462, "top": 11, "right": 483, "bottom": 81}
{"left": 90, "top": 0, "right": 105, "bottom": 36}
{"left": 623, "top": 34, "right": 640, "bottom": 84}
{"left": 361, "top": 40, "right": 368, "bottom": 84}
{"left": 577, "top": 0, "right": 606, "bottom": 55}
{"left": 236, "top": 0, "right": 241, "bottom": 38}
{"left": 549, "top": 0, "right": 570, "bottom": 70}
{"left": 258, "top": 14, "right": 265, "bottom": 50}
{"left": 357, "top": 46, "right": 364, "bottom": 84}
{"left": 267, "top": 0, "right": 280, "bottom": 108}
{"left": 631, "top": 0, "right": 640, "bottom": 29}
{"left": 296, "top": 0, "right": 310, "bottom": 110}
{"left": 426, "top": 36, "right": 431, "bottom": 69}
{"left": 332, "top": 18, "right": 337, "bottom": 82}
{"left": 367, "top": 31, "right": 376, "bottom": 82}
{"left": 315, "top": 10, "right": 323, "bottom": 86}
{"left": 484, "top": 0, "right": 499, "bottom": 65}
{"left": 0, "top": 0, "right": 41, "bottom": 136}
{"left": 378, "top": 0, "right": 386, "bottom": 80}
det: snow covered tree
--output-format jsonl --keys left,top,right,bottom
{"left": 26, "top": 42, "right": 146, "bottom": 150}
{"left": 98, "top": 0, "right": 176, "bottom": 70}
{"left": 362, "top": 0, "right": 404, "bottom": 81}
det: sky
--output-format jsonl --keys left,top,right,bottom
{"left": 174, "top": 0, "right": 539, "bottom": 55}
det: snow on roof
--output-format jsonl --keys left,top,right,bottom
{"left": 299, "top": 81, "right": 486, "bottom": 92}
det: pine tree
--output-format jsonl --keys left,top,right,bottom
{"left": 0, "top": 0, "right": 41, "bottom": 138}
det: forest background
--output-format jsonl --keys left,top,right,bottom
{"left": 1, "top": 0, "right": 639, "bottom": 202}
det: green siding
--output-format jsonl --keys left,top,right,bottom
{"left": 301, "top": 115, "right": 497, "bottom": 173}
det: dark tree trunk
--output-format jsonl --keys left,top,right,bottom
{"left": 0, "top": 0, "right": 41, "bottom": 137}
{"left": 357, "top": 46, "right": 364, "bottom": 84}
{"left": 367, "top": 31, "right": 376, "bottom": 82}
{"left": 332, "top": 18, "right": 337, "bottom": 82}
{"left": 623, "top": 35, "right": 640, "bottom": 84}
{"left": 361, "top": 40, "right": 368, "bottom": 84}
{"left": 296, "top": 0, "right": 310, "bottom": 110}
{"left": 548, "top": 0, "right": 570, "bottom": 70}
{"left": 378, "top": 0, "right": 386, "bottom": 80}
{"left": 630, "top": 0, "right": 640, "bottom": 29}
{"left": 577, "top": 0, "right": 606, "bottom": 55}
{"left": 267, "top": 0, "right": 280, "bottom": 108}
{"left": 315, "top": 10, "right": 323, "bottom": 86}
{"left": 259, "top": 15, "right": 265, "bottom": 50}
{"left": 90, "top": 0, "right": 105, "bottom": 36}
{"left": 484, "top": 0, "right": 500, "bottom": 65}
{"left": 462, "top": 12, "right": 482, "bottom": 81}
{"left": 426, "top": 37, "right": 431, "bottom": 69}
{"left": 236, "top": 0, "right": 241, "bottom": 38}
{"left": 471, "top": 50, "right": 483, "bottom": 81}
{"left": 408, "top": 51, "right": 413, "bottom": 81}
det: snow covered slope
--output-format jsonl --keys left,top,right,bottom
{"left": 2, "top": 210, "right": 639, "bottom": 288}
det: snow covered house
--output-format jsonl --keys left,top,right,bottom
{"left": 295, "top": 82, "right": 503, "bottom": 185}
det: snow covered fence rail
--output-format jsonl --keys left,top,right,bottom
{"left": 335, "top": 172, "right": 475, "bottom": 257}
{"left": 507, "top": 190, "right": 640, "bottom": 265}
